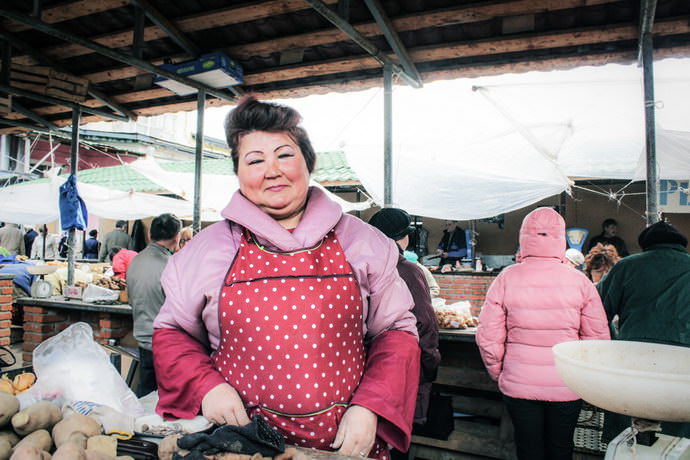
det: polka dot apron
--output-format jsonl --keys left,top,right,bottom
{"left": 214, "top": 230, "right": 388, "bottom": 459}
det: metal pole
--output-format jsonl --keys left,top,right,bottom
{"left": 67, "top": 108, "right": 80, "bottom": 286}
{"left": 383, "top": 63, "right": 392, "bottom": 207}
{"left": 642, "top": 32, "right": 658, "bottom": 224}
{"left": 193, "top": 89, "right": 205, "bottom": 234}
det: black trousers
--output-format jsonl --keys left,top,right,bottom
{"left": 137, "top": 347, "right": 158, "bottom": 397}
{"left": 503, "top": 395, "right": 582, "bottom": 460}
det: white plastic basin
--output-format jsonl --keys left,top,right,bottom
{"left": 552, "top": 340, "right": 690, "bottom": 422}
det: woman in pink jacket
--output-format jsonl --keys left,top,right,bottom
{"left": 153, "top": 96, "right": 420, "bottom": 460}
{"left": 476, "top": 207, "right": 609, "bottom": 460}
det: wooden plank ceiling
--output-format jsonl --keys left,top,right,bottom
{"left": 0, "top": 0, "right": 689, "bottom": 134}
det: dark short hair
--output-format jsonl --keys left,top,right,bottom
{"left": 150, "top": 213, "right": 182, "bottom": 241}
{"left": 108, "top": 246, "right": 122, "bottom": 261}
{"left": 602, "top": 218, "right": 617, "bottom": 228}
{"left": 224, "top": 95, "right": 316, "bottom": 174}
{"left": 115, "top": 220, "right": 127, "bottom": 229}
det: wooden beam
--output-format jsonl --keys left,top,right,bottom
{"left": 131, "top": 0, "right": 201, "bottom": 57}
{"left": 79, "top": 8, "right": 690, "bottom": 85}
{"left": 0, "top": 7, "right": 240, "bottom": 101}
{"left": 12, "top": 0, "right": 339, "bottom": 65}
{"left": 227, "top": 0, "right": 624, "bottom": 60}
{"left": 0, "top": 25, "right": 136, "bottom": 119}
{"left": 2, "top": 0, "right": 129, "bottom": 33}
{"left": 9, "top": 44, "right": 690, "bottom": 127}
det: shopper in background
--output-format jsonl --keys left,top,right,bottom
{"left": 564, "top": 248, "right": 585, "bottom": 270}
{"left": 0, "top": 222, "right": 25, "bottom": 255}
{"left": 127, "top": 213, "right": 181, "bottom": 396}
{"left": 368, "top": 208, "right": 441, "bottom": 438}
{"left": 109, "top": 246, "right": 138, "bottom": 279}
{"left": 477, "top": 207, "right": 610, "bottom": 460}
{"left": 178, "top": 226, "right": 193, "bottom": 251}
{"left": 99, "top": 220, "right": 132, "bottom": 261}
{"left": 24, "top": 225, "right": 38, "bottom": 258}
{"left": 30, "top": 226, "right": 59, "bottom": 260}
{"left": 598, "top": 220, "right": 690, "bottom": 442}
{"left": 584, "top": 243, "right": 620, "bottom": 284}
{"left": 83, "top": 229, "right": 100, "bottom": 260}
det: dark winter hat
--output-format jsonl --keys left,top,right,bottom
{"left": 368, "top": 208, "right": 415, "bottom": 241}
{"left": 638, "top": 221, "right": 688, "bottom": 250}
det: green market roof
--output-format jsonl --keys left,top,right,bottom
{"left": 21, "top": 151, "right": 358, "bottom": 192}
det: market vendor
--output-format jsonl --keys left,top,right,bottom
{"left": 436, "top": 220, "right": 467, "bottom": 266}
{"left": 153, "top": 96, "right": 420, "bottom": 460}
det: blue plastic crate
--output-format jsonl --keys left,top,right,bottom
{"left": 154, "top": 52, "right": 243, "bottom": 95}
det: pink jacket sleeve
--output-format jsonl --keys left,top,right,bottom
{"left": 349, "top": 330, "right": 420, "bottom": 452}
{"left": 153, "top": 327, "right": 227, "bottom": 420}
{"left": 476, "top": 274, "right": 507, "bottom": 381}
{"left": 578, "top": 280, "right": 611, "bottom": 340}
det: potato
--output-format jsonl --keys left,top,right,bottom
{"left": 84, "top": 451, "right": 116, "bottom": 460}
{"left": 0, "top": 431, "right": 19, "bottom": 447}
{"left": 0, "top": 393, "right": 19, "bottom": 428}
{"left": 12, "top": 429, "right": 52, "bottom": 455}
{"left": 86, "top": 436, "right": 117, "bottom": 457}
{"left": 12, "top": 402, "right": 62, "bottom": 435}
{"left": 52, "top": 442, "right": 87, "bottom": 460}
{"left": 9, "top": 446, "right": 51, "bottom": 460}
{"left": 52, "top": 414, "right": 102, "bottom": 448}
{"left": 0, "top": 439, "right": 11, "bottom": 460}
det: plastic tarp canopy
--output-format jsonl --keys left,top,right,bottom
{"left": 339, "top": 58, "right": 690, "bottom": 220}
{"left": 0, "top": 175, "right": 193, "bottom": 225}
{"left": 127, "top": 156, "right": 372, "bottom": 221}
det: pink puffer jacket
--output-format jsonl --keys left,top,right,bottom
{"left": 476, "top": 207, "right": 610, "bottom": 401}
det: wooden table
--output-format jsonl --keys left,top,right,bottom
{"left": 408, "top": 327, "right": 518, "bottom": 460}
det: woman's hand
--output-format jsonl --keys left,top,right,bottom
{"left": 201, "top": 383, "right": 251, "bottom": 426}
{"left": 331, "top": 405, "right": 377, "bottom": 458}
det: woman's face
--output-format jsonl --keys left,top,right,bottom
{"left": 237, "top": 131, "right": 310, "bottom": 226}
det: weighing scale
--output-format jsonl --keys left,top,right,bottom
{"left": 566, "top": 227, "right": 589, "bottom": 252}
{"left": 553, "top": 340, "right": 690, "bottom": 459}
{"left": 27, "top": 265, "right": 57, "bottom": 299}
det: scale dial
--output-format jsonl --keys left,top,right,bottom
{"left": 31, "top": 280, "right": 52, "bottom": 298}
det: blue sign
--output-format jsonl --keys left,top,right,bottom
{"left": 659, "top": 180, "right": 690, "bottom": 212}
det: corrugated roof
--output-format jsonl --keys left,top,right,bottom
{"left": 18, "top": 151, "right": 357, "bottom": 192}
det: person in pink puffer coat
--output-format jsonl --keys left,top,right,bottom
{"left": 476, "top": 207, "right": 610, "bottom": 460}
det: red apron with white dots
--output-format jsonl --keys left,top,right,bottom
{"left": 213, "top": 230, "right": 387, "bottom": 458}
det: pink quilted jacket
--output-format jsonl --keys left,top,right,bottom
{"left": 476, "top": 207, "right": 610, "bottom": 401}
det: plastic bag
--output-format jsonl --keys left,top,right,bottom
{"left": 22, "top": 322, "right": 143, "bottom": 416}
{"left": 82, "top": 283, "right": 120, "bottom": 303}
{"left": 433, "top": 300, "right": 478, "bottom": 329}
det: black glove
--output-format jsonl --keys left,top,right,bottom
{"left": 174, "top": 414, "right": 285, "bottom": 458}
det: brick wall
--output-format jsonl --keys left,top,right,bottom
{"left": 0, "top": 277, "right": 13, "bottom": 346}
{"left": 434, "top": 273, "right": 498, "bottom": 316}
{"left": 21, "top": 303, "right": 132, "bottom": 364}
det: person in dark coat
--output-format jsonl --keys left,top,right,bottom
{"left": 436, "top": 220, "right": 467, "bottom": 266}
{"left": 368, "top": 208, "right": 441, "bottom": 459}
{"left": 598, "top": 221, "right": 690, "bottom": 442}
{"left": 587, "top": 218, "right": 629, "bottom": 257}
{"left": 83, "top": 229, "right": 100, "bottom": 260}
{"left": 24, "top": 226, "right": 38, "bottom": 259}
{"left": 99, "top": 220, "right": 132, "bottom": 261}
{"left": 127, "top": 213, "right": 182, "bottom": 396}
